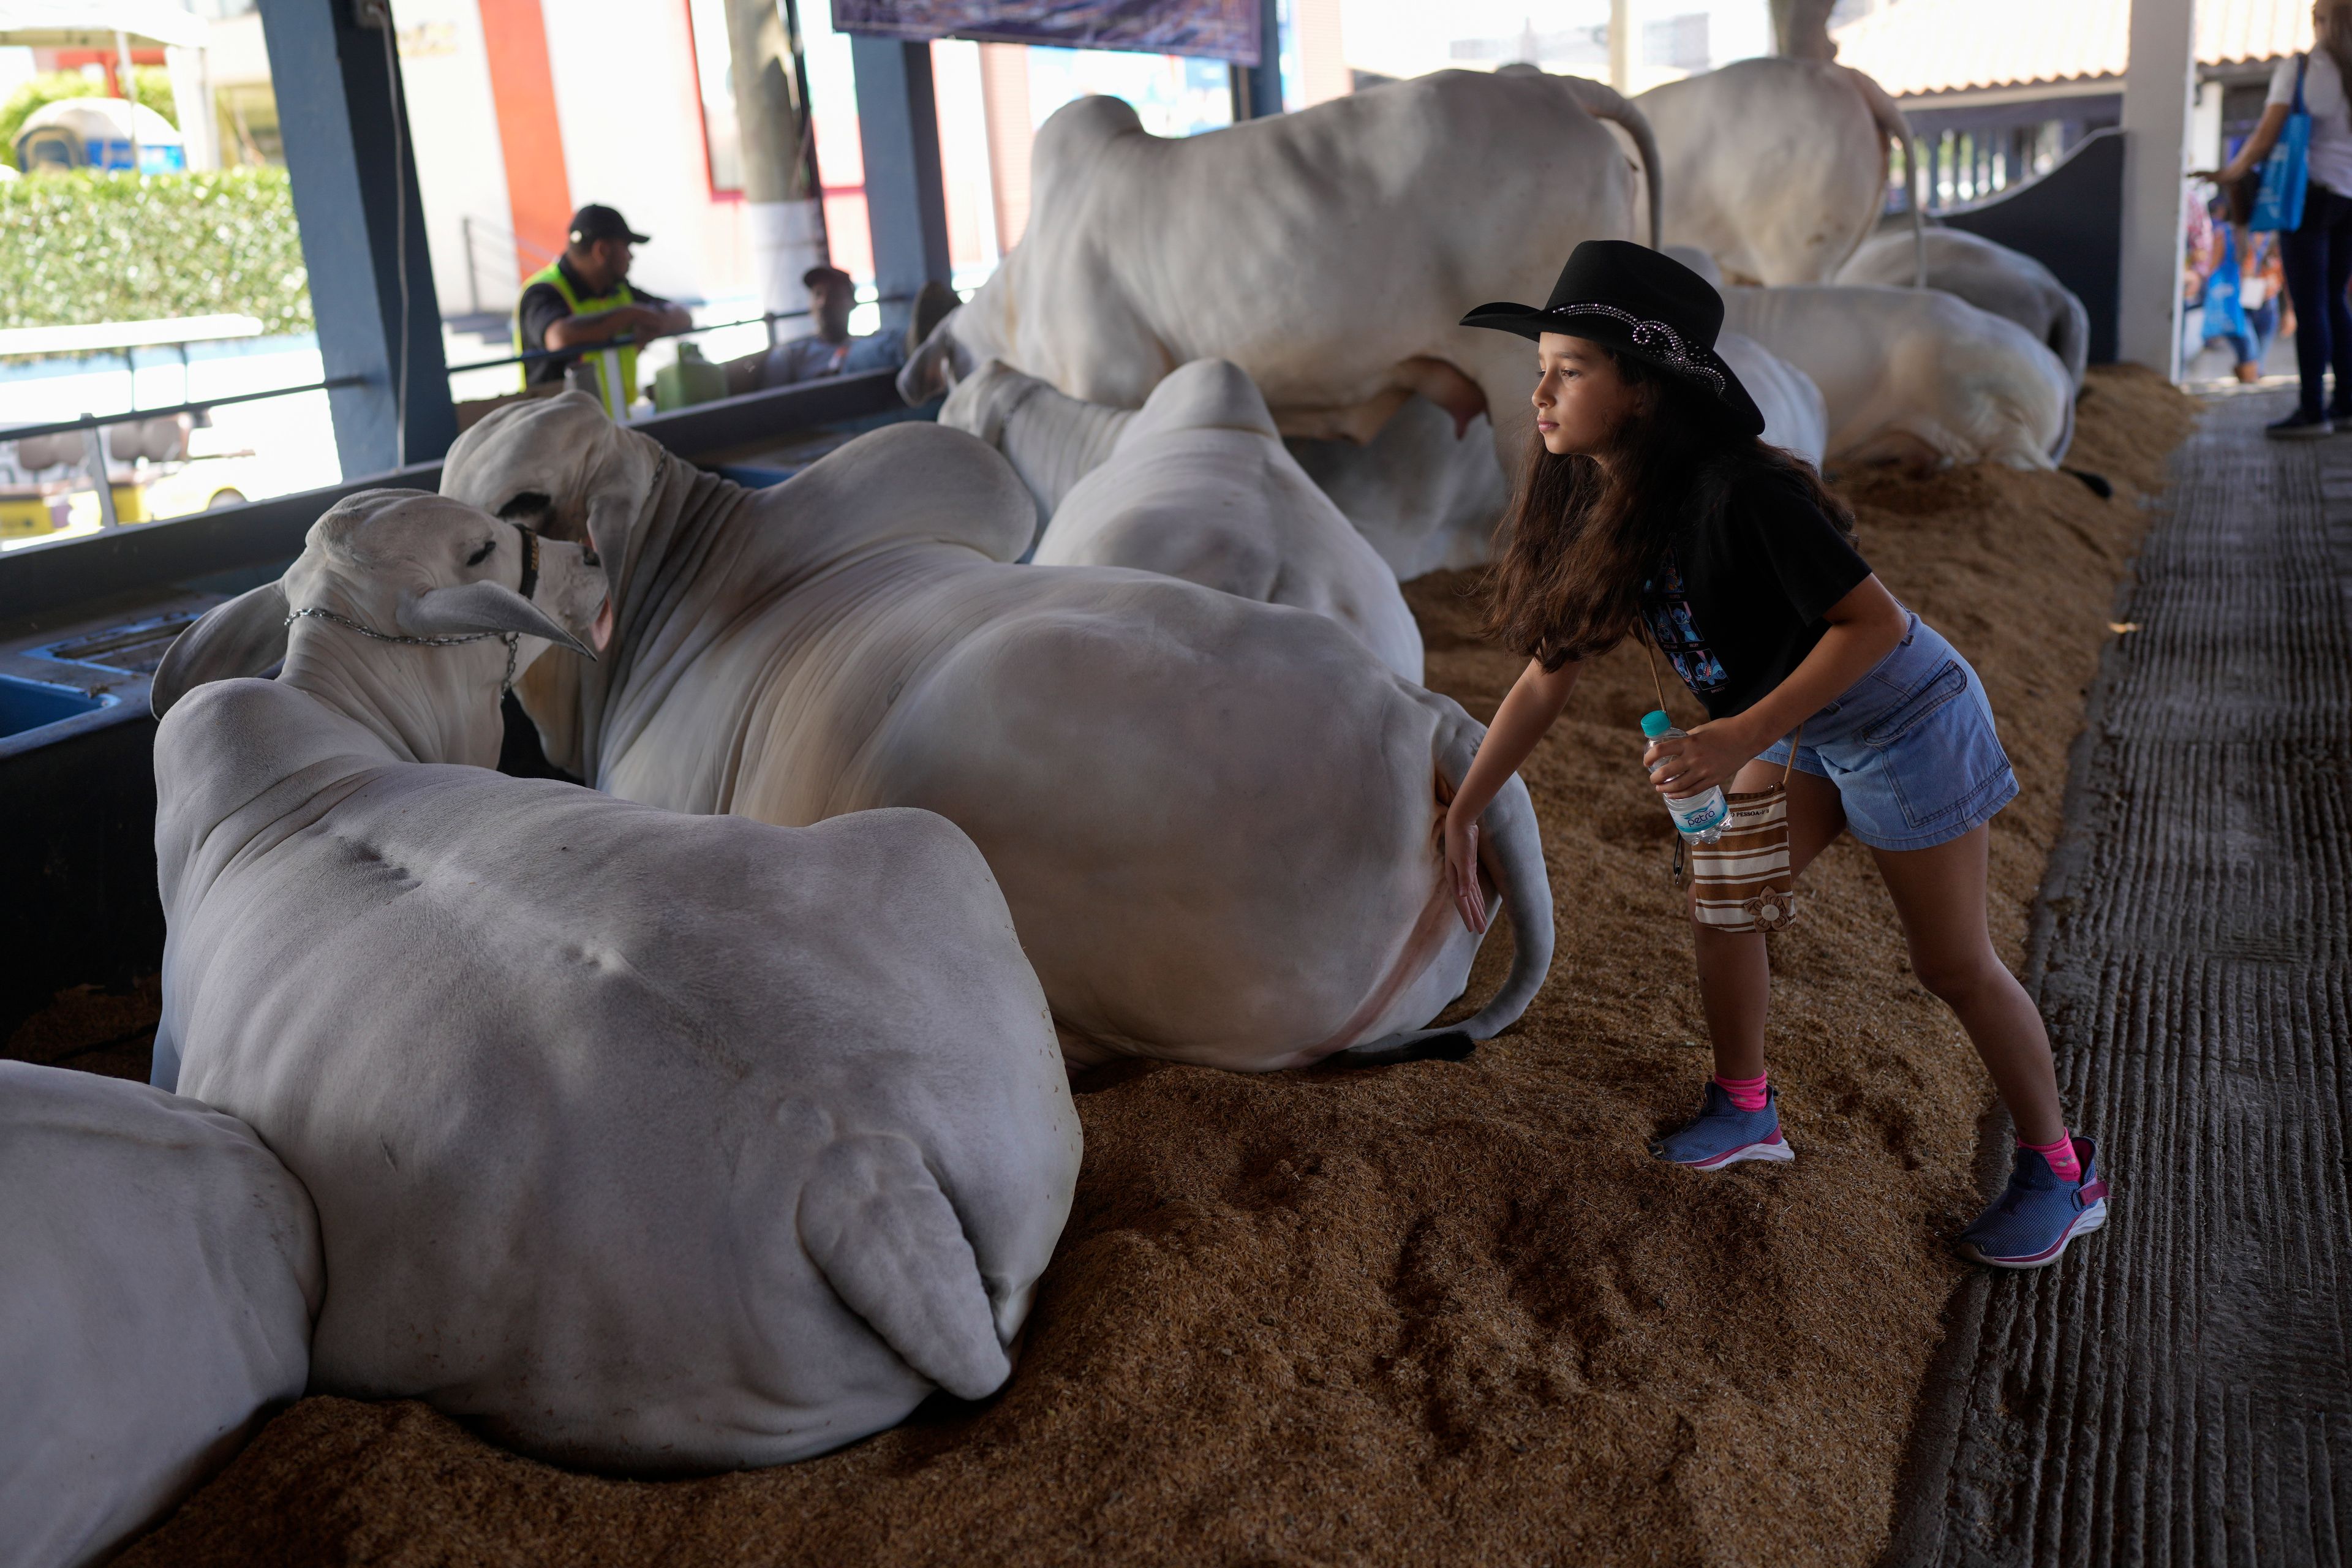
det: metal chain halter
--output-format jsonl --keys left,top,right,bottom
{"left": 283, "top": 522, "right": 543, "bottom": 695}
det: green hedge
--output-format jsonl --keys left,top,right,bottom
{"left": 1, "top": 69, "right": 178, "bottom": 169}
{"left": 0, "top": 168, "right": 312, "bottom": 335}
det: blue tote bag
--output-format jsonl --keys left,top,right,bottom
{"left": 2252, "top": 56, "right": 2312, "bottom": 232}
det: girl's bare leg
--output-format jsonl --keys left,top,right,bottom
{"left": 1868, "top": 825, "right": 2067, "bottom": 1146}
{"left": 1689, "top": 763, "right": 1847, "bottom": 1080}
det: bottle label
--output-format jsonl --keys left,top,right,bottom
{"left": 1670, "top": 794, "right": 1728, "bottom": 835}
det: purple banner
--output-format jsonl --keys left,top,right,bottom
{"left": 831, "top": 1, "right": 1261, "bottom": 66}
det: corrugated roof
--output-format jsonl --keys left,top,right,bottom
{"left": 1832, "top": 0, "right": 2313, "bottom": 97}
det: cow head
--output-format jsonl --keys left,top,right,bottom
{"left": 153, "top": 491, "right": 607, "bottom": 760}
{"left": 442, "top": 393, "right": 663, "bottom": 590}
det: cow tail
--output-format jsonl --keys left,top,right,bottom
{"left": 1438, "top": 709, "right": 1555, "bottom": 1042}
{"left": 1845, "top": 66, "right": 1926, "bottom": 286}
{"left": 1557, "top": 76, "right": 1665, "bottom": 251}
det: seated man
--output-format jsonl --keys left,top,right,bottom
{"left": 514, "top": 205, "right": 693, "bottom": 410}
{"left": 759, "top": 265, "right": 907, "bottom": 385}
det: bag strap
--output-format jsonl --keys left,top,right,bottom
{"left": 1640, "top": 617, "right": 1803, "bottom": 790}
{"left": 2298, "top": 53, "right": 2309, "bottom": 115}
{"left": 1637, "top": 617, "right": 1674, "bottom": 716}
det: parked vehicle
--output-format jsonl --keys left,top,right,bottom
{"left": 13, "top": 98, "right": 186, "bottom": 175}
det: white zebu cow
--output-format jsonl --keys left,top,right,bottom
{"left": 147, "top": 490, "right": 1079, "bottom": 1472}
{"left": 1285, "top": 321, "right": 1828, "bottom": 579}
{"left": 1286, "top": 402, "right": 1513, "bottom": 581}
{"left": 1716, "top": 330, "right": 1831, "bottom": 468}
{"left": 1838, "top": 227, "right": 2092, "bottom": 390}
{"left": 901, "top": 68, "right": 1660, "bottom": 478}
{"left": 443, "top": 398, "right": 1554, "bottom": 1071}
{"left": 1718, "top": 284, "right": 2073, "bottom": 470}
{"left": 941, "top": 357, "right": 1425, "bottom": 681}
{"left": 1633, "top": 56, "right": 1923, "bottom": 287}
{"left": 1661, "top": 246, "right": 1832, "bottom": 467}
{"left": 0, "top": 1063, "right": 319, "bottom": 1568}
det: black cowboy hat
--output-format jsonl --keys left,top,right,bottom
{"left": 1460, "top": 239, "right": 1765, "bottom": 437}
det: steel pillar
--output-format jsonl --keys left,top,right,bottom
{"left": 850, "top": 36, "right": 951, "bottom": 339}
{"left": 2117, "top": 0, "right": 2197, "bottom": 377}
{"left": 257, "top": 0, "right": 456, "bottom": 475}
{"left": 1229, "top": 0, "right": 1283, "bottom": 120}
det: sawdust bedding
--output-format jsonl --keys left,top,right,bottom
{"left": 13, "top": 367, "right": 2197, "bottom": 1567}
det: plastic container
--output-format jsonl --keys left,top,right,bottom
{"left": 1641, "top": 709, "right": 1727, "bottom": 842}
{"left": 654, "top": 342, "right": 728, "bottom": 412}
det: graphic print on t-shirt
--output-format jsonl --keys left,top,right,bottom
{"left": 1643, "top": 554, "right": 1728, "bottom": 695}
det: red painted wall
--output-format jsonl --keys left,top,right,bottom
{"left": 477, "top": 0, "right": 573, "bottom": 281}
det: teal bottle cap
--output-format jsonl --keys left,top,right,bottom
{"left": 1640, "top": 710, "right": 1672, "bottom": 738}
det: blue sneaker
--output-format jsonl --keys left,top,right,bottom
{"left": 1653, "top": 1083, "right": 1795, "bottom": 1169}
{"left": 1954, "top": 1136, "right": 2110, "bottom": 1270}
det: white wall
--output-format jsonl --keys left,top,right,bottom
{"left": 389, "top": 0, "right": 514, "bottom": 316}
{"left": 538, "top": 0, "right": 748, "bottom": 307}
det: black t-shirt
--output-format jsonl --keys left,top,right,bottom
{"left": 1638, "top": 464, "right": 1872, "bottom": 721}
{"left": 516, "top": 258, "right": 670, "bottom": 386}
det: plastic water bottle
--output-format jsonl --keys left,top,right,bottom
{"left": 1642, "top": 710, "right": 1727, "bottom": 842}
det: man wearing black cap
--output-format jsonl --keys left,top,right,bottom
{"left": 743, "top": 263, "right": 945, "bottom": 385}
{"left": 513, "top": 204, "right": 694, "bottom": 408}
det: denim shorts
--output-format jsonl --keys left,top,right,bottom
{"left": 1756, "top": 613, "right": 2018, "bottom": 853}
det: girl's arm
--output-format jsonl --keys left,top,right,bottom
{"left": 1643, "top": 573, "right": 1909, "bottom": 799}
{"left": 2196, "top": 102, "right": 2291, "bottom": 184}
{"left": 1441, "top": 657, "right": 1581, "bottom": 932}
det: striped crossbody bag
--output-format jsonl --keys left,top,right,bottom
{"left": 1640, "top": 628, "right": 1803, "bottom": 934}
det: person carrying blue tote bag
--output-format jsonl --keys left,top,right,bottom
{"left": 2252, "top": 58, "right": 2311, "bottom": 232}
{"left": 2204, "top": 6, "right": 2352, "bottom": 439}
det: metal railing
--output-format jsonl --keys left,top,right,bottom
{"left": 456, "top": 214, "right": 562, "bottom": 317}
{"left": 451, "top": 296, "right": 916, "bottom": 423}
{"left": 1, "top": 375, "right": 368, "bottom": 533}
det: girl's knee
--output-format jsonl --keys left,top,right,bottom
{"left": 1909, "top": 948, "right": 2012, "bottom": 1006}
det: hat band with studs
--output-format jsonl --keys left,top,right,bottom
{"left": 1545, "top": 303, "right": 1726, "bottom": 394}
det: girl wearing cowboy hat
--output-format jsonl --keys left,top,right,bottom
{"left": 1439, "top": 241, "right": 2108, "bottom": 1271}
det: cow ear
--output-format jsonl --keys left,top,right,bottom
{"left": 401, "top": 580, "right": 595, "bottom": 658}
{"left": 797, "top": 1134, "right": 1011, "bottom": 1401}
{"left": 151, "top": 581, "right": 290, "bottom": 717}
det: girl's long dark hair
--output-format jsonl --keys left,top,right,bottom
{"left": 1479, "top": 347, "right": 1853, "bottom": 670}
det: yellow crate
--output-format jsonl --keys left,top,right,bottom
{"left": 0, "top": 494, "right": 59, "bottom": 541}
{"left": 62, "top": 486, "right": 153, "bottom": 529}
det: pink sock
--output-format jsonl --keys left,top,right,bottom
{"left": 1713, "top": 1072, "right": 1769, "bottom": 1112}
{"left": 2022, "top": 1133, "right": 2081, "bottom": 1183}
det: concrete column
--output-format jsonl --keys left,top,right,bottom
{"left": 165, "top": 47, "right": 219, "bottom": 170}
{"left": 850, "top": 35, "right": 951, "bottom": 337}
{"left": 734, "top": 0, "right": 828, "bottom": 329}
{"left": 1770, "top": 0, "right": 1838, "bottom": 60}
{"left": 257, "top": 0, "right": 456, "bottom": 472}
{"left": 2118, "top": 0, "right": 2199, "bottom": 378}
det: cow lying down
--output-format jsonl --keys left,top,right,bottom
{"left": 1719, "top": 281, "right": 2074, "bottom": 470}
{"left": 0, "top": 1062, "right": 319, "bottom": 1568}
{"left": 1838, "top": 226, "right": 2090, "bottom": 390}
{"left": 443, "top": 396, "right": 1555, "bottom": 1072}
{"left": 148, "top": 491, "right": 1080, "bottom": 1472}
{"left": 941, "top": 356, "right": 1425, "bottom": 681}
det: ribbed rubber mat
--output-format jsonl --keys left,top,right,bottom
{"left": 1885, "top": 391, "right": 2352, "bottom": 1567}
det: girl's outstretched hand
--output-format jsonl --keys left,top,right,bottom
{"left": 1442, "top": 806, "right": 1488, "bottom": 935}
{"left": 1642, "top": 718, "right": 1756, "bottom": 799}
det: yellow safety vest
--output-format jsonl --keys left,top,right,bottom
{"left": 514, "top": 262, "right": 638, "bottom": 407}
